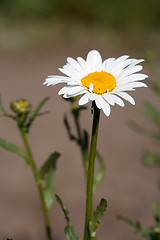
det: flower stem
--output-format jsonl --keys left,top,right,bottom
{"left": 19, "top": 127, "right": 52, "bottom": 240}
{"left": 83, "top": 102, "right": 101, "bottom": 240}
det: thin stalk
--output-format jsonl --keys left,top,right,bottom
{"left": 19, "top": 127, "right": 52, "bottom": 240}
{"left": 83, "top": 103, "right": 101, "bottom": 240}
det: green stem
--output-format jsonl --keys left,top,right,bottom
{"left": 83, "top": 103, "right": 101, "bottom": 240}
{"left": 19, "top": 127, "right": 52, "bottom": 240}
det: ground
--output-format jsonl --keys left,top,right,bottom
{"left": 0, "top": 27, "right": 159, "bottom": 240}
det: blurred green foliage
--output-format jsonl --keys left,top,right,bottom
{"left": 118, "top": 203, "right": 160, "bottom": 240}
{"left": 0, "top": 0, "right": 160, "bottom": 29}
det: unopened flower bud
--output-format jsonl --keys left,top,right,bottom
{"left": 10, "top": 99, "right": 32, "bottom": 114}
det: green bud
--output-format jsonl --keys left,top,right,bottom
{"left": 10, "top": 99, "right": 32, "bottom": 115}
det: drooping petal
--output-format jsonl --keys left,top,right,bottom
{"left": 102, "top": 93, "right": 115, "bottom": 106}
{"left": 102, "top": 103, "right": 111, "bottom": 116}
{"left": 79, "top": 93, "right": 91, "bottom": 105}
{"left": 95, "top": 96, "right": 111, "bottom": 115}
{"left": 115, "top": 92, "right": 135, "bottom": 105}
{"left": 110, "top": 94, "right": 125, "bottom": 107}
{"left": 95, "top": 95, "right": 103, "bottom": 109}
{"left": 63, "top": 89, "right": 88, "bottom": 98}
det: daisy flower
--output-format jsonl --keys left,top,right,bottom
{"left": 43, "top": 50, "right": 148, "bottom": 116}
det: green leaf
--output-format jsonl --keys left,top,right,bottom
{"left": 55, "top": 194, "right": 70, "bottom": 225}
{"left": 25, "top": 97, "right": 50, "bottom": 132}
{"left": 40, "top": 152, "right": 60, "bottom": 211}
{"left": 117, "top": 215, "right": 141, "bottom": 230}
{"left": 83, "top": 130, "right": 89, "bottom": 151}
{"left": 93, "top": 151, "right": 106, "bottom": 193}
{"left": 152, "top": 77, "right": 160, "bottom": 98}
{"left": 65, "top": 226, "right": 80, "bottom": 240}
{"left": 43, "top": 168, "right": 55, "bottom": 210}
{"left": 152, "top": 203, "right": 160, "bottom": 223}
{"left": 143, "top": 151, "right": 160, "bottom": 166}
{"left": 63, "top": 114, "right": 78, "bottom": 143}
{"left": 0, "top": 95, "right": 16, "bottom": 120}
{"left": 89, "top": 198, "right": 107, "bottom": 239}
{"left": 40, "top": 152, "right": 60, "bottom": 180}
{"left": 143, "top": 101, "right": 160, "bottom": 127}
{"left": 128, "top": 121, "right": 160, "bottom": 140}
{"left": 55, "top": 194, "right": 81, "bottom": 240}
{"left": 0, "top": 138, "right": 29, "bottom": 165}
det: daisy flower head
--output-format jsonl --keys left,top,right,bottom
{"left": 43, "top": 50, "right": 148, "bottom": 116}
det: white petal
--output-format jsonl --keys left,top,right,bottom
{"left": 95, "top": 96, "right": 103, "bottom": 109}
{"left": 67, "top": 57, "right": 84, "bottom": 72}
{"left": 113, "top": 59, "right": 135, "bottom": 77}
{"left": 129, "top": 59, "right": 144, "bottom": 67}
{"left": 117, "top": 73, "right": 148, "bottom": 85}
{"left": 67, "top": 86, "right": 86, "bottom": 95}
{"left": 89, "top": 93, "right": 99, "bottom": 101}
{"left": 110, "top": 94, "right": 125, "bottom": 107}
{"left": 96, "top": 96, "right": 111, "bottom": 116}
{"left": 102, "top": 93, "right": 115, "bottom": 106}
{"left": 121, "top": 82, "right": 147, "bottom": 89}
{"left": 100, "top": 99, "right": 111, "bottom": 116}
{"left": 109, "top": 55, "right": 129, "bottom": 73}
{"left": 79, "top": 93, "right": 90, "bottom": 105}
{"left": 118, "top": 65, "right": 143, "bottom": 80}
{"left": 86, "top": 50, "right": 103, "bottom": 71}
{"left": 63, "top": 89, "right": 87, "bottom": 98}
{"left": 102, "top": 58, "right": 115, "bottom": 72}
{"left": 114, "top": 86, "right": 136, "bottom": 91}
{"left": 77, "top": 57, "right": 92, "bottom": 73}
{"left": 44, "top": 76, "right": 70, "bottom": 86}
{"left": 67, "top": 81, "right": 81, "bottom": 86}
{"left": 60, "top": 64, "right": 83, "bottom": 80}
{"left": 89, "top": 83, "right": 93, "bottom": 92}
{"left": 58, "top": 86, "right": 68, "bottom": 95}
{"left": 115, "top": 92, "right": 135, "bottom": 105}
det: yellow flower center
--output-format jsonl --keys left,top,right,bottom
{"left": 81, "top": 71, "right": 116, "bottom": 94}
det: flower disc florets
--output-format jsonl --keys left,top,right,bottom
{"left": 43, "top": 50, "right": 148, "bottom": 116}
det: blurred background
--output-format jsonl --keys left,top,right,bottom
{"left": 0, "top": 0, "right": 160, "bottom": 240}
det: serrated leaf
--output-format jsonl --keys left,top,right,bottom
{"left": 56, "top": 195, "right": 81, "bottom": 240}
{"left": 0, "top": 138, "right": 29, "bottom": 165}
{"left": 152, "top": 203, "right": 160, "bottom": 223}
{"left": 143, "top": 151, "right": 160, "bottom": 166}
{"left": 55, "top": 194, "right": 70, "bottom": 225}
{"left": 65, "top": 226, "right": 80, "bottom": 240}
{"left": 25, "top": 97, "right": 50, "bottom": 132}
{"left": 40, "top": 152, "right": 60, "bottom": 180}
{"left": 89, "top": 198, "right": 107, "bottom": 239}
{"left": 93, "top": 151, "right": 106, "bottom": 192}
